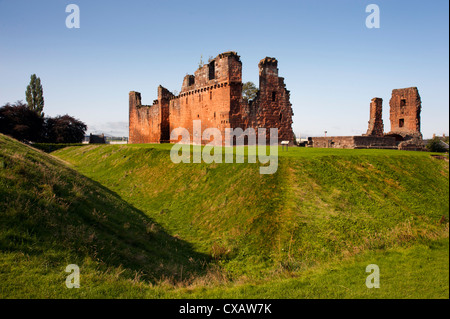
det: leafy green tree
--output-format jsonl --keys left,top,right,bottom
{"left": 25, "top": 74, "right": 44, "bottom": 117}
{"left": 426, "top": 137, "right": 448, "bottom": 153}
{"left": 242, "top": 81, "right": 258, "bottom": 102}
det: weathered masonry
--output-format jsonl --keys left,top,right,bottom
{"left": 308, "top": 87, "right": 424, "bottom": 150}
{"left": 129, "top": 51, "right": 294, "bottom": 145}
{"left": 364, "top": 97, "right": 384, "bottom": 137}
{"left": 387, "top": 87, "right": 422, "bottom": 139}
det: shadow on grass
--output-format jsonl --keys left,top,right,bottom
{"left": 65, "top": 176, "right": 212, "bottom": 284}
{"left": 0, "top": 133, "right": 210, "bottom": 285}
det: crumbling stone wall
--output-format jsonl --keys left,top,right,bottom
{"left": 244, "top": 58, "right": 294, "bottom": 143}
{"left": 169, "top": 51, "right": 242, "bottom": 144}
{"left": 388, "top": 87, "right": 422, "bottom": 139}
{"left": 129, "top": 91, "right": 158, "bottom": 144}
{"left": 128, "top": 86, "right": 172, "bottom": 144}
{"left": 309, "top": 136, "right": 397, "bottom": 149}
{"left": 364, "top": 98, "right": 384, "bottom": 137}
{"left": 309, "top": 136, "right": 356, "bottom": 149}
{"left": 129, "top": 51, "right": 294, "bottom": 145}
{"left": 309, "top": 87, "right": 424, "bottom": 151}
{"left": 387, "top": 87, "right": 423, "bottom": 150}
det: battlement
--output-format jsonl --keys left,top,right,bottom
{"left": 176, "top": 82, "right": 229, "bottom": 98}
{"left": 129, "top": 51, "right": 294, "bottom": 145}
{"left": 179, "top": 51, "right": 243, "bottom": 94}
{"left": 259, "top": 57, "right": 278, "bottom": 67}
{"left": 217, "top": 51, "right": 240, "bottom": 60}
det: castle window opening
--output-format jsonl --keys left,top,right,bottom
{"left": 399, "top": 119, "right": 404, "bottom": 128}
{"left": 272, "top": 91, "right": 276, "bottom": 102}
{"left": 400, "top": 99, "right": 406, "bottom": 113}
{"left": 209, "top": 61, "right": 215, "bottom": 80}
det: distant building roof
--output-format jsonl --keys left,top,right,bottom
{"left": 89, "top": 133, "right": 106, "bottom": 144}
{"left": 423, "top": 139, "right": 449, "bottom": 150}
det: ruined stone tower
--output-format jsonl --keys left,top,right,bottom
{"left": 388, "top": 87, "right": 422, "bottom": 139}
{"left": 129, "top": 51, "right": 294, "bottom": 145}
{"left": 129, "top": 86, "right": 172, "bottom": 144}
{"left": 251, "top": 57, "right": 294, "bottom": 142}
{"left": 364, "top": 97, "right": 384, "bottom": 137}
{"left": 309, "top": 87, "right": 424, "bottom": 151}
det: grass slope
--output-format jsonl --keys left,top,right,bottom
{"left": 53, "top": 144, "right": 449, "bottom": 279}
{"left": 0, "top": 134, "right": 208, "bottom": 298}
{"left": 165, "top": 239, "right": 449, "bottom": 299}
{"left": 1, "top": 135, "right": 448, "bottom": 298}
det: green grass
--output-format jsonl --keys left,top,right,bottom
{"left": 1, "top": 135, "right": 448, "bottom": 298}
{"left": 2, "top": 238, "right": 447, "bottom": 298}
{"left": 164, "top": 238, "right": 449, "bottom": 299}
{"left": 31, "top": 143, "right": 87, "bottom": 153}
{"left": 0, "top": 134, "right": 209, "bottom": 297}
{"left": 53, "top": 143, "right": 449, "bottom": 276}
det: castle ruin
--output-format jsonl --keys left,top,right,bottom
{"left": 309, "top": 87, "right": 424, "bottom": 150}
{"left": 364, "top": 97, "right": 384, "bottom": 137}
{"left": 128, "top": 52, "right": 424, "bottom": 151}
{"left": 386, "top": 87, "right": 423, "bottom": 150}
{"left": 129, "top": 51, "right": 294, "bottom": 145}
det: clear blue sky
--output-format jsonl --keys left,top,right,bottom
{"left": 0, "top": 0, "right": 448, "bottom": 138}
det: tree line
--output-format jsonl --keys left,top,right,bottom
{"left": 0, "top": 74, "right": 87, "bottom": 143}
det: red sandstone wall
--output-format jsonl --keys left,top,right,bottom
{"left": 311, "top": 136, "right": 356, "bottom": 148}
{"left": 157, "top": 86, "right": 173, "bottom": 143}
{"left": 353, "top": 136, "right": 397, "bottom": 148}
{"left": 130, "top": 52, "right": 295, "bottom": 145}
{"left": 389, "top": 87, "right": 421, "bottom": 138}
{"left": 250, "top": 58, "right": 294, "bottom": 143}
{"left": 365, "top": 98, "right": 384, "bottom": 136}
{"left": 169, "top": 52, "right": 242, "bottom": 144}
{"left": 170, "top": 84, "right": 232, "bottom": 144}
{"left": 129, "top": 91, "right": 162, "bottom": 144}
{"left": 311, "top": 136, "right": 397, "bottom": 149}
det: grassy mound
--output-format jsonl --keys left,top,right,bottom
{"left": 53, "top": 144, "right": 449, "bottom": 279}
{"left": 0, "top": 134, "right": 207, "bottom": 298}
{"left": 1, "top": 133, "right": 448, "bottom": 298}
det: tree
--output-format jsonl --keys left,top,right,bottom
{"left": 1, "top": 100, "right": 86, "bottom": 144}
{"left": 0, "top": 101, "right": 44, "bottom": 142}
{"left": 43, "top": 115, "right": 87, "bottom": 143}
{"left": 242, "top": 81, "right": 258, "bottom": 102}
{"left": 25, "top": 74, "right": 44, "bottom": 117}
{"left": 426, "top": 137, "right": 448, "bottom": 153}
